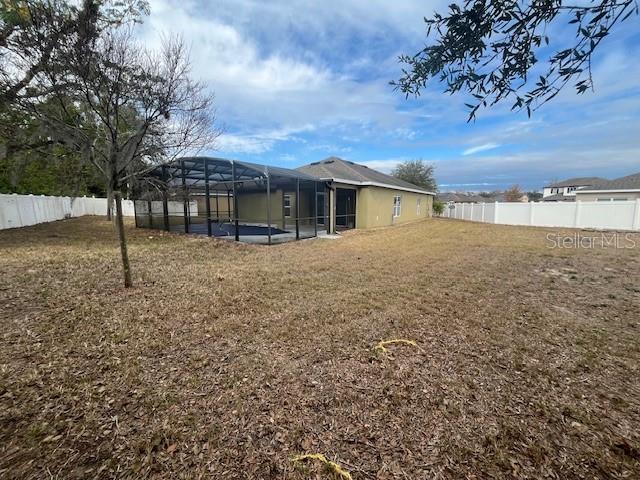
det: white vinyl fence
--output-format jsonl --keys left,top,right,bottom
{"left": 443, "top": 200, "right": 640, "bottom": 231}
{"left": 0, "top": 193, "right": 134, "bottom": 230}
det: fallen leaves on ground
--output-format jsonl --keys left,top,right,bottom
{"left": 0, "top": 217, "right": 639, "bottom": 479}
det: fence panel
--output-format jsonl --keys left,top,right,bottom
{"left": 532, "top": 202, "right": 576, "bottom": 227}
{"left": 1, "top": 193, "right": 135, "bottom": 230}
{"left": 579, "top": 201, "right": 637, "bottom": 230}
{"left": 442, "top": 200, "right": 639, "bottom": 231}
{"left": 496, "top": 202, "right": 531, "bottom": 226}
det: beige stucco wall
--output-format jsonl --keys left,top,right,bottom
{"left": 194, "top": 195, "right": 232, "bottom": 219}
{"left": 355, "top": 185, "right": 433, "bottom": 229}
{"left": 575, "top": 192, "right": 640, "bottom": 202}
{"left": 195, "top": 184, "right": 434, "bottom": 231}
{"left": 236, "top": 189, "right": 315, "bottom": 228}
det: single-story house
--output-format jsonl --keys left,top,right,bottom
{"left": 574, "top": 172, "right": 640, "bottom": 202}
{"left": 133, "top": 156, "right": 435, "bottom": 244}
{"left": 297, "top": 157, "right": 435, "bottom": 232}
{"left": 542, "top": 177, "right": 606, "bottom": 201}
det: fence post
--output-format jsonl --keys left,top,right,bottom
{"left": 14, "top": 193, "right": 24, "bottom": 227}
{"left": 574, "top": 200, "right": 582, "bottom": 228}
{"left": 633, "top": 198, "right": 640, "bottom": 231}
{"left": 529, "top": 201, "right": 535, "bottom": 226}
{"left": 481, "top": 203, "right": 485, "bottom": 222}
{"left": 494, "top": 201, "right": 499, "bottom": 224}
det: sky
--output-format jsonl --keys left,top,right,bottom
{"left": 139, "top": 0, "right": 640, "bottom": 192}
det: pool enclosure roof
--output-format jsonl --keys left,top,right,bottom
{"left": 150, "top": 156, "right": 319, "bottom": 189}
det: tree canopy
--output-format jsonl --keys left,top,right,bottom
{"left": 391, "top": 159, "right": 437, "bottom": 191}
{"left": 393, "top": 0, "right": 638, "bottom": 120}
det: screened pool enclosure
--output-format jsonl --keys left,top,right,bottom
{"left": 133, "top": 157, "right": 325, "bottom": 244}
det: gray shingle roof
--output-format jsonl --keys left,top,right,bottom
{"left": 546, "top": 177, "right": 606, "bottom": 188}
{"left": 296, "top": 157, "right": 434, "bottom": 193}
{"left": 578, "top": 172, "right": 640, "bottom": 191}
{"left": 436, "top": 192, "right": 489, "bottom": 203}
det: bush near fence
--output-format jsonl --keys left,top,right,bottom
{"left": 443, "top": 200, "right": 640, "bottom": 231}
{"left": 0, "top": 193, "right": 134, "bottom": 230}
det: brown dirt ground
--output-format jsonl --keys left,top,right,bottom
{"left": 1, "top": 217, "right": 639, "bottom": 479}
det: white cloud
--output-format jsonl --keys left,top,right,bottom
{"left": 361, "top": 158, "right": 408, "bottom": 173}
{"left": 139, "top": 0, "right": 640, "bottom": 181}
{"left": 462, "top": 142, "right": 501, "bottom": 156}
{"left": 216, "top": 125, "right": 315, "bottom": 154}
{"left": 140, "top": 0, "right": 416, "bottom": 156}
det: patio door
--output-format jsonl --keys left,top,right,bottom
{"left": 336, "top": 188, "right": 356, "bottom": 229}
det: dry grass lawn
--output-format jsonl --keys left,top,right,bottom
{"left": 1, "top": 217, "right": 639, "bottom": 479}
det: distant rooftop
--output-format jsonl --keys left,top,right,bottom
{"left": 436, "top": 192, "right": 489, "bottom": 203}
{"left": 545, "top": 177, "right": 607, "bottom": 188}
{"left": 578, "top": 172, "right": 640, "bottom": 191}
{"left": 297, "top": 157, "right": 434, "bottom": 194}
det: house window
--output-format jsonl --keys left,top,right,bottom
{"left": 284, "top": 194, "right": 292, "bottom": 217}
{"left": 597, "top": 198, "right": 612, "bottom": 202}
{"left": 393, "top": 195, "right": 401, "bottom": 217}
{"left": 613, "top": 198, "right": 628, "bottom": 201}
{"left": 416, "top": 198, "right": 421, "bottom": 215}
{"left": 567, "top": 186, "right": 577, "bottom": 193}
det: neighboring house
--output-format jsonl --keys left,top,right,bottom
{"left": 437, "top": 191, "right": 528, "bottom": 203}
{"left": 297, "top": 157, "right": 435, "bottom": 232}
{"left": 437, "top": 192, "right": 488, "bottom": 203}
{"left": 542, "top": 177, "right": 606, "bottom": 201}
{"left": 574, "top": 172, "right": 640, "bottom": 202}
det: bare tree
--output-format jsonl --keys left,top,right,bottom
{"left": 44, "top": 28, "right": 219, "bottom": 287}
{"left": 1, "top": 0, "right": 149, "bottom": 202}
{"left": 504, "top": 184, "right": 525, "bottom": 202}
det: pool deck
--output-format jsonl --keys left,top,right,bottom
{"left": 168, "top": 222, "right": 324, "bottom": 244}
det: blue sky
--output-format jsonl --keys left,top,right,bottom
{"left": 141, "top": 0, "right": 640, "bottom": 191}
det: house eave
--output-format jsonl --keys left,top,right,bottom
{"left": 326, "top": 177, "right": 436, "bottom": 195}
{"left": 576, "top": 189, "right": 640, "bottom": 194}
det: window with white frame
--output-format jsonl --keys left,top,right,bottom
{"left": 283, "top": 194, "right": 292, "bottom": 217}
{"left": 393, "top": 195, "right": 401, "bottom": 217}
{"left": 416, "top": 197, "right": 421, "bottom": 215}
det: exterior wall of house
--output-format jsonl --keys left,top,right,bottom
{"left": 235, "top": 189, "right": 316, "bottom": 229}
{"left": 575, "top": 191, "right": 640, "bottom": 202}
{"left": 543, "top": 185, "right": 587, "bottom": 198}
{"left": 355, "top": 186, "right": 433, "bottom": 229}
{"left": 236, "top": 189, "right": 284, "bottom": 227}
{"left": 194, "top": 195, "right": 233, "bottom": 220}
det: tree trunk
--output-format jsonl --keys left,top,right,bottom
{"left": 114, "top": 191, "right": 133, "bottom": 288}
{"left": 106, "top": 187, "right": 114, "bottom": 221}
